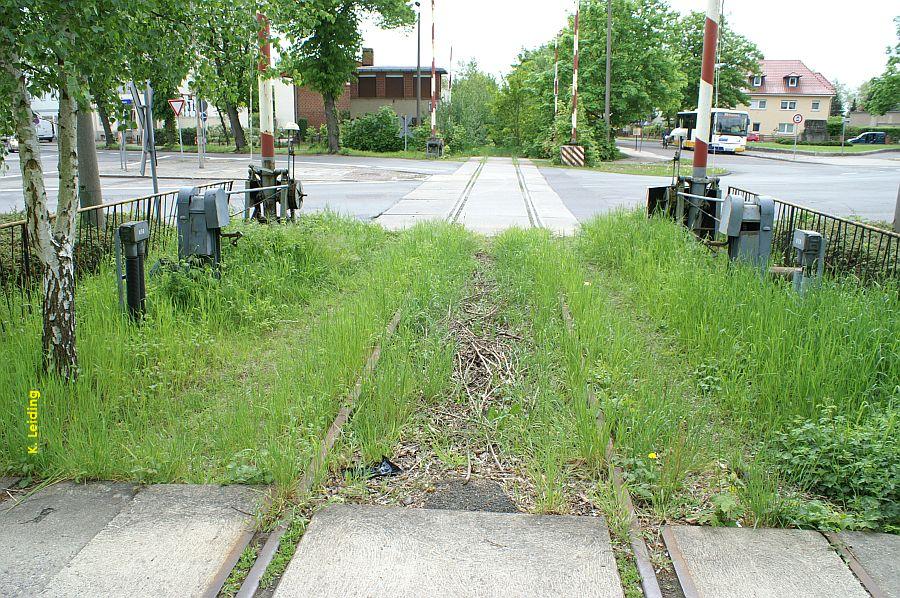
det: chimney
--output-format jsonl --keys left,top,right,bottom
{"left": 362, "top": 48, "right": 374, "bottom": 66}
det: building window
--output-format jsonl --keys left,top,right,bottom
{"left": 787, "top": 76, "right": 798, "bottom": 87}
{"left": 778, "top": 123, "right": 795, "bottom": 134}
{"left": 780, "top": 100, "right": 797, "bottom": 110}
{"left": 752, "top": 75, "right": 762, "bottom": 87}
{"left": 752, "top": 122, "right": 761, "bottom": 132}
{"left": 811, "top": 100, "right": 820, "bottom": 111}
{"left": 358, "top": 75, "right": 376, "bottom": 98}
{"left": 386, "top": 76, "right": 404, "bottom": 98}
{"left": 418, "top": 76, "right": 432, "bottom": 99}
{"left": 750, "top": 99, "right": 767, "bottom": 109}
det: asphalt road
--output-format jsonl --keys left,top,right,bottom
{"left": 583, "top": 140, "right": 900, "bottom": 222}
{"left": 2, "top": 144, "right": 897, "bottom": 223}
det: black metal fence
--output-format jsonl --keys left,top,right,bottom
{"left": 727, "top": 186, "right": 899, "bottom": 282}
{"left": 1, "top": 181, "right": 234, "bottom": 295}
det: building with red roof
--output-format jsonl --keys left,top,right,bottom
{"left": 737, "top": 60, "right": 836, "bottom": 139}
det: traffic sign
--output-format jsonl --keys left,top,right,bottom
{"left": 168, "top": 98, "right": 186, "bottom": 117}
{"left": 200, "top": 111, "right": 208, "bottom": 123}
{"left": 792, "top": 113, "right": 804, "bottom": 125}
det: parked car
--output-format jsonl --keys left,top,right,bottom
{"left": 847, "top": 131, "right": 886, "bottom": 145}
{"left": 747, "top": 132, "right": 760, "bottom": 142}
{"left": 2, "top": 136, "right": 18, "bottom": 153}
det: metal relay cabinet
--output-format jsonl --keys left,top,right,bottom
{"left": 176, "top": 186, "right": 230, "bottom": 266}
{"left": 718, "top": 194, "right": 775, "bottom": 271}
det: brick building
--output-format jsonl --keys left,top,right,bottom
{"left": 295, "top": 48, "right": 447, "bottom": 128}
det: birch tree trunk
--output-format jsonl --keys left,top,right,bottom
{"left": 8, "top": 61, "right": 79, "bottom": 380}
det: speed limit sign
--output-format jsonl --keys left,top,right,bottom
{"left": 792, "top": 113, "right": 804, "bottom": 125}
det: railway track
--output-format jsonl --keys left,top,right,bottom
{"left": 446, "top": 156, "right": 545, "bottom": 231}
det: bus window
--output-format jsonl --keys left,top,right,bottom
{"left": 715, "top": 112, "right": 750, "bottom": 136}
{"left": 677, "top": 113, "right": 697, "bottom": 130}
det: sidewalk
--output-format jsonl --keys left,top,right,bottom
{"left": 743, "top": 149, "right": 900, "bottom": 167}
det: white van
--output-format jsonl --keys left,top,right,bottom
{"left": 35, "top": 114, "right": 56, "bottom": 142}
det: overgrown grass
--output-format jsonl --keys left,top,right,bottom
{"left": 577, "top": 211, "right": 900, "bottom": 530}
{"left": 0, "top": 216, "right": 476, "bottom": 494}
{"left": 533, "top": 158, "right": 726, "bottom": 177}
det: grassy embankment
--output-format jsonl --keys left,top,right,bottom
{"left": 0, "top": 216, "right": 476, "bottom": 497}
{"left": 3, "top": 210, "right": 896, "bottom": 537}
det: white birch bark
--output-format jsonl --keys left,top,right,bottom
{"left": 6, "top": 60, "right": 79, "bottom": 380}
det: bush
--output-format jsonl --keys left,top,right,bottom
{"left": 545, "top": 110, "right": 616, "bottom": 166}
{"left": 773, "top": 409, "right": 899, "bottom": 529}
{"left": 442, "top": 122, "right": 470, "bottom": 153}
{"left": 825, "top": 118, "right": 900, "bottom": 142}
{"left": 296, "top": 118, "right": 308, "bottom": 141}
{"left": 341, "top": 106, "right": 404, "bottom": 153}
{"left": 773, "top": 138, "right": 846, "bottom": 146}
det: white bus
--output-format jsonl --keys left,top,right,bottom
{"left": 669, "top": 109, "right": 751, "bottom": 154}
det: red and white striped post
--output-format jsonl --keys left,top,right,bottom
{"left": 257, "top": 12, "right": 275, "bottom": 171}
{"left": 691, "top": 0, "right": 720, "bottom": 195}
{"left": 430, "top": 0, "right": 437, "bottom": 138}
{"left": 570, "top": 0, "right": 580, "bottom": 144}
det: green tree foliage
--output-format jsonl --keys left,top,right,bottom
{"left": 830, "top": 80, "right": 848, "bottom": 116}
{"left": 675, "top": 11, "right": 763, "bottom": 110}
{"left": 438, "top": 60, "right": 499, "bottom": 150}
{"left": 191, "top": 0, "right": 260, "bottom": 150}
{"left": 492, "top": 0, "right": 684, "bottom": 160}
{"left": 575, "top": 0, "right": 685, "bottom": 124}
{"left": 491, "top": 57, "right": 551, "bottom": 156}
{"left": 341, "top": 105, "right": 403, "bottom": 152}
{"left": 862, "top": 17, "right": 900, "bottom": 116}
{"left": 278, "top": 0, "right": 414, "bottom": 153}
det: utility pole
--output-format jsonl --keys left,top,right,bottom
{"left": 554, "top": 35, "right": 559, "bottom": 116}
{"left": 430, "top": 0, "right": 437, "bottom": 138}
{"left": 689, "top": 0, "right": 720, "bottom": 230}
{"left": 571, "top": 0, "right": 580, "bottom": 144}
{"left": 604, "top": 0, "right": 612, "bottom": 140}
{"left": 416, "top": 1, "right": 422, "bottom": 127}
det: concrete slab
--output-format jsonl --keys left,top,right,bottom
{"left": 665, "top": 526, "right": 869, "bottom": 598}
{"left": 386, "top": 199, "right": 456, "bottom": 215}
{"left": 274, "top": 504, "right": 623, "bottom": 598}
{"left": 0, "top": 482, "right": 136, "bottom": 597}
{"left": 376, "top": 213, "right": 447, "bottom": 230}
{"left": 40, "top": 484, "right": 261, "bottom": 598}
{"left": 839, "top": 531, "right": 900, "bottom": 598}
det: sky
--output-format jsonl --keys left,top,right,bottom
{"left": 361, "top": 0, "right": 898, "bottom": 90}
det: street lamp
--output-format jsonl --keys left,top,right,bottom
{"left": 415, "top": 1, "right": 421, "bottom": 127}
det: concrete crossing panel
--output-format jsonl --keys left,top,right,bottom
{"left": 840, "top": 531, "right": 900, "bottom": 597}
{"left": 0, "top": 482, "right": 136, "bottom": 598}
{"left": 38, "top": 484, "right": 261, "bottom": 598}
{"left": 665, "top": 526, "right": 869, "bottom": 598}
{"left": 274, "top": 504, "right": 623, "bottom": 598}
